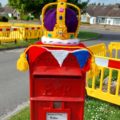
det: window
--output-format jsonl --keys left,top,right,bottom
{"left": 97, "top": 17, "right": 107, "bottom": 24}
{"left": 113, "top": 18, "right": 120, "bottom": 25}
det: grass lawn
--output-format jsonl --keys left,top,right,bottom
{"left": 9, "top": 97, "right": 120, "bottom": 120}
{"left": 0, "top": 39, "right": 38, "bottom": 50}
{"left": 0, "top": 31, "right": 99, "bottom": 50}
{"left": 78, "top": 31, "right": 99, "bottom": 40}
{"left": 85, "top": 97, "right": 120, "bottom": 120}
{"left": 9, "top": 107, "right": 30, "bottom": 120}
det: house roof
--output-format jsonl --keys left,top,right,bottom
{"left": 0, "top": 5, "right": 14, "bottom": 15}
{"left": 86, "top": 5, "right": 120, "bottom": 17}
{"left": 0, "top": 8, "right": 4, "bottom": 12}
{"left": 3, "top": 5, "right": 14, "bottom": 14}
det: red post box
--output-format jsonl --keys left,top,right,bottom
{"left": 26, "top": 46, "right": 90, "bottom": 120}
{"left": 16, "top": 1, "right": 96, "bottom": 119}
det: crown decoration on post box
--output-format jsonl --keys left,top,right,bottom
{"left": 16, "top": 0, "right": 98, "bottom": 74}
{"left": 42, "top": 0, "right": 81, "bottom": 41}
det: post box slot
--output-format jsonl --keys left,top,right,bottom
{"left": 33, "top": 66, "right": 82, "bottom": 78}
{"left": 33, "top": 75, "right": 81, "bottom": 79}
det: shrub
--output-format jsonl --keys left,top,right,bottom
{"left": 0, "top": 16, "right": 8, "bottom": 22}
{"left": 81, "top": 22, "right": 90, "bottom": 25}
{"left": 22, "top": 15, "right": 30, "bottom": 21}
{"left": 13, "top": 16, "right": 17, "bottom": 20}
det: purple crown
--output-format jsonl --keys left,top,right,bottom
{"left": 44, "top": 8, "right": 78, "bottom": 32}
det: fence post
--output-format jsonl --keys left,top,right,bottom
{"left": 14, "top": 39, "right": 17, "bottom": 44}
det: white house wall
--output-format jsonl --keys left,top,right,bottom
{"left": 106, "top": 18, "right": 114, "bottom": 25}
{"left": 81, "top": 15, "right": 96, "bottom": 24}
{"left": 81, "top": 14, "right": 88, "bottom": 22}
{"left": 113, "top": 18, "right": 120, "bottom": 25}
{"left": 90, "top": 17, "right": 96, "bottom": 24}
{"left": 97, "top": 17, "right": 120, "bottom": 25}
{"left": 81, "top": 12, "right": 120, "bottom": 26}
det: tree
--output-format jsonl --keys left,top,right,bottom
{"left": 8, "top": 0, "right": 89, "bottom": 18}
{"left": 93, "top": 3, "right": 97, "bottom": 6}
{"left": 98, "top": 2, "right": 101, "bottom": 6}
{"left": 0, "top": 2, "right": 2, "bottom": 8}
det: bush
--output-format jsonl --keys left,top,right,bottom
{"left": 0, "top": 16, "right": 2, "bottom": 21}
{"left": 0, "top": 16, "right": 8, "bottom": 22}
{"left": 22, "top": 15, "right": 30, "bottom": 21}
{"left": 81, "top": 22, "right": 90, "bottom": 25}
{"left": 29, "top": 15, "right": 34, "bottom": 20}
{"left": 13, "top": 16, "right": 17, "bottom": 20}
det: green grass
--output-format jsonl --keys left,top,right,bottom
{"left": 9, "top": 107, "right": 30, "bottom": 120}
{"left": 9, "top": 97, "right": 120, "bottom": 120}
{"left": 85, "top": 97, "right": 120, "bottom": 120}
{"left": 78, "top": 31, "right": 99, "bottom": 40}
{"left": 0, "top": 39, "right": 38, "bottom": 50}
{"left": 88, "top": 68, "right": 119, "bottom": 88}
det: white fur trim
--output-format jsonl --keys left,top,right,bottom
{"left": 41, "top": 36, "right": 80, "bottom": 45}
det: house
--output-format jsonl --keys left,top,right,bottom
{"left": 81, "top": 5, "right": 120, "bottom": 26}
{"left": 0, "top": 7, "right": 5, "bottom": 15}
{"left": 0, "top": 5, "right": 20, "bottom": 19}
{"left": 81, "top": 12, "right": 96, "bottom": 24}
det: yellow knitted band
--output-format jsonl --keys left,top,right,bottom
{"left": 23, "top": 44, "right": 94, "bottom": 57}
{"left": 17, "top": 44, "right": 97, "bottom": 73}
{"left": 57, "top": 2, "right": 66, "bottom": 26}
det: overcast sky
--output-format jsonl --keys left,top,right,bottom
{"left": 90, "top": 0, "right": 120, "bottom": 4}
{"left": 0, "top": 0, "right": 120, "bottom": 6}
{"left": 1, "top": 0, "right": 8, "bottom": 6}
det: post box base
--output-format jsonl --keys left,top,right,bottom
{"left": 30, "top": 95, "right": 85, "bottom": 120}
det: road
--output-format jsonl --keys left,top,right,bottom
{"left": 80, "top": 27, "right": 120, "bottom": 46}
{"left": 0, "top": 49, "right": 29, "bottom": 117}
{"left": 0, "top": 30, "right": 120, "bottom": 117}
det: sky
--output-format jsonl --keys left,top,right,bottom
{"left": 90, "top": 0, "right": 120, "bottom": 4}
{"left": 0, "top": 0, "right": 8, "bottom": 6}
{"left": 0, "top": 0, "right": 120, "bottom": 6}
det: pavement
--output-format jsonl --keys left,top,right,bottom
{"left": 0, "top": 29, "right": 120, "bottom": 119}
{"left": 0, "top": 49, "right": 29, "bottom": 118}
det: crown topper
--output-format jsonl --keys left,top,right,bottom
{"left": 42, "top": 0, "right": 81, "bottom": 40}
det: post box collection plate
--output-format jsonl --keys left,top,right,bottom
{"left": 46, "top": 113, "right": 67, "bottom": 120}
